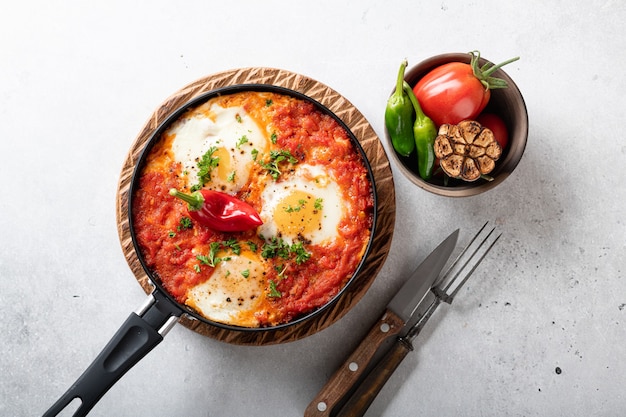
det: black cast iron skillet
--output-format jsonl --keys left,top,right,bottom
{"left": 43, "top": 84, "right": 378, "bottom": 417}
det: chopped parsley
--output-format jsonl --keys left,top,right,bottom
{"left": 259, "top": 149, "right": 298, "bottom": 180}
{"left": 261, "top": 237, "right": 291, "bottom": 260}
{"left": 192, "top": 235, "right": 311, "bottom": 282}
{"left": 178, "top": 217, "right": 193, "bottom": 231}
{"left": 261, "top": 237, "right": 311, "bottom": 265}
{"left": 270, "top": 132, "right": 277, "bottom": 144}
{"left": 196, "top": 253, "right": 212, "bottom": 267}
{"left": 268, "top": 280, "right": 281, "bottom": 298}
{"left": 290, "top": 241, "right": 311, "bottom": 265}
{"left": 275, "top": 264, "right": 288, "bottom": 279}
{"left": 236, "top": 135, "right": 248, "bottom": 149}
{"left": 284, "top": 201, "right": 305, "bottom": 213}
{"left": 222, "top": 238, "right": 241, "bottom": 255}
{"left": 191, "top": 146, "right": 220, "bottom": 191}
{"left": 235, "top": 113, "right": 242, "bottom": 123}
{"left": 227, "top": 171, "right": 236, "bottom": 182}
{"left": 196, "top": 242, "right": 228, "bottom": 268}
{"left": 195, "top": 239, "right": 242, "bottom": 270}
{"left": 284, "top": 198, "right": 322, "bottom": 213}
{"left": 265, "top": 99, "right": 273, "bottom": 107}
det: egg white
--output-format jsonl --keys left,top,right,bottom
{"left": 258, "top": 164, "right": 344, "bottom": 245}
{"left": 185, "top": 249, "right": 267, "bottom": 327}
{"left": 169, "top": 104, "right": 268, "bottom": 193}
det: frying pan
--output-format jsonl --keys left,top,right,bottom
{"left": 43, "top": 84, "right": 378, "bottom": 417}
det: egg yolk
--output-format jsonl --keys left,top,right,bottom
{"left": 214, "top": 147, "right": 233, "bottom": 182}
{"left": 273, "top": 190, "right": 322, "bottom": 238}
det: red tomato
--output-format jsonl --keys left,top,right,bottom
{"left": 413, "top": 62, "right": 489, "bottom": 127}
{"left": 476, "top": 113, "right": 509, "bottom": 150}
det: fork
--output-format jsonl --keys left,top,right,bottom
{"left": 334, "top": 222, "right": 501, "bottom": 417}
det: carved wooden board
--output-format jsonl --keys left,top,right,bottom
{"left": 116, "top": 67, "right": 395, "bottom": 345}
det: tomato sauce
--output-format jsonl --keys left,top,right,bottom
{"left": 132, "top": 91, "right": 374, "bottom": 327}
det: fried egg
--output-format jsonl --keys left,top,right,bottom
{"left": 185, "top": 249, "right": 267, "bottom": 327}
{"left": 258, "top": 164, "right": 344, "bottom": 245}
{"left": 169, "top": 103, "right": 268, "bottom": 193}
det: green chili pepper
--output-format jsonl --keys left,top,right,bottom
{"left": 403, "top": 81, "right": 437, "bottom": 180}
{"left": 385, "top": 60, "right": 415, "bottom": 157}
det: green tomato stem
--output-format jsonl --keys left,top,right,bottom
{"left": 469, "top": 50, "right": 520, "bottom": 90}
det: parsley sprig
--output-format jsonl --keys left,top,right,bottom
{"left": 258, "top": 149, "right": 298, "bottom": 180}
{"left": 268, "top": 280, "right": 282, "bottom": 298}
{"left": 196, "top": 242, "right": 228, "bottom": 268}
{"left": 283, "top": 197, "right": 324, "bottom": 215}
{"left": 178, "top": 217, "right": 193, "bottom": 231}
{"left": 261, "top": 237, "right": 290, "bottom": 259}
{"left": 236, "top": 135, "right": 249, "bottom": 149}
{"left": 195, "top": 239, "right": 241, "bottom": 270}
{"left": 191, "top": 146, "right": 220, "bottom": 191}
{"left": 261, "top": 237, "right": 311, "bottom": 265}
{"left": 222, "top": 238, "right": 241, "bottom": 255}
{"left": 290, "top": 241, "right": 311, "bottom": 264}
{"left": 284, "top": 199, "right": 306, "bottom": 213}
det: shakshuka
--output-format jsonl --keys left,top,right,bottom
{"left": 132, "top": 90, "right": 375, "bottom": 327}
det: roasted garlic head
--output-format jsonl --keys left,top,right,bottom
{"left": 433, "top": 120, "right": 502, "bottom": 181}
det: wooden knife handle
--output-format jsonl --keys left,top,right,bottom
{"left": 304, "top": 309, "right": 405, "bottom": 417}
{"left": 335, "top": 338, "right": 413, "bottom": 417}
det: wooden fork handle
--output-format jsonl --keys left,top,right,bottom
{"left": 304, "top": 309, "right": 405, "bottom": 417}
{"left": 335, "top": 337, "right": 413, "bottom": 417}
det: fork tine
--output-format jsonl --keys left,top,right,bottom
{"left": 446, "top": 231, "right": 501, "bottom": 301}
{"left": 435, "top": 222, "right": 501, "bottom": 304}
{"left": 433, "top": 221, "right": 489, "bottom": 289}
{"left": 443, "top": 225, "right": 496, "bottom": 294}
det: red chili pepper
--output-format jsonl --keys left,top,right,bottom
{"left": 169, "top": 188, "right": 263, "bottom": 232}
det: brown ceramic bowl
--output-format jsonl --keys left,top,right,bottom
{"left": 385, "top": 52, "right": 528, "bottom": 197}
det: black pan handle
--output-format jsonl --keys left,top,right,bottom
{"left": 43, "top": 289, "right": 183, "bottom": 417}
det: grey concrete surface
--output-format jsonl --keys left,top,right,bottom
{"left": 1, "top": 1, "right": 625, "bottom": 416}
